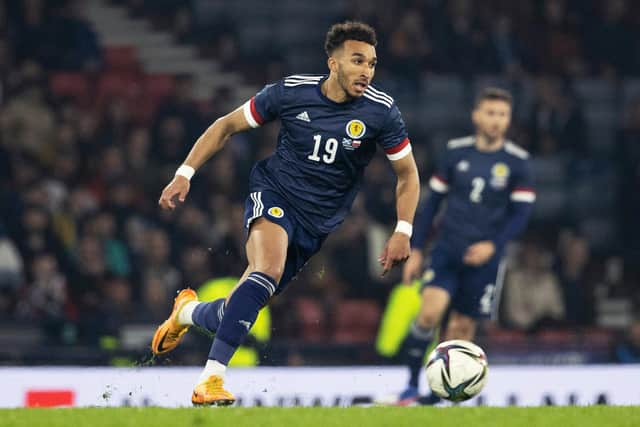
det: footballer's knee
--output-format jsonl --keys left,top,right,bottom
{"left": 415, "top": 308, "right": 442, "bottom": 329}
{"left": 416, "top": 287, "right": 450, "bottom": 329}
{"left": 446, "top": 315, "right": 476, "bottom": 341}
{"left": 249, "top": 263, "right": 284, "bottom": 284}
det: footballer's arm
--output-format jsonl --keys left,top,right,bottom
{"left": 159, "top": 106, "right": 253, "bottom": 210}
{"left": 380, "top": 152, "right": 420, "bottom": 274}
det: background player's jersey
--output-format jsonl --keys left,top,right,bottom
{"left": 242, "top": 74, "right": 411, "bottom": 236}
{"left": 430, "top": 136, "right": 535, "bottom": 253}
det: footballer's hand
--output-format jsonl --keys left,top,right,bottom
{"left": 159, "top": 176, "right": 190, "bottom": 210}
{"left": 402, "top": 249, "right": 424, "bottom": 285}
{"left": 379, "top": 232, "right": 411, "bottom": 276}
{"left": 463, "top": 241, "right": 495, "bottom": 266}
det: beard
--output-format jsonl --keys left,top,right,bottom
{"left": 482, "top": 128, "right": 505, "bottom": 144}
{"left": 336, "top": 67, "right": 355, "bottom": 99}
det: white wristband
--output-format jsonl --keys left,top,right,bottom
{"left": 395, "top": 220, "right": 413, "bottom": 237}
{"left": 175, "top": 165, "right": 195, "bottom": 181}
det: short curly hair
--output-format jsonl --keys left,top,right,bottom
{"left": 324, "top": 21, "right": 377, "bottom": 56}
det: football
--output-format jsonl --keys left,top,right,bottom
{"left": 425, "top": 339, "right": 489, "bottom": 402}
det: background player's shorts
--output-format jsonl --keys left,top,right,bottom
{"left": 421, "top": 243, "right": 505, "bottom": 319}
{"left": 243, "top": 190, "right": 326, "bottom": 294}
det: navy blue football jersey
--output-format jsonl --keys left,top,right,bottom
{"left": 429, "top": 136, "right": 535, "bottom": 252}
{"left": 242, "top": 74, "right": 411, "bottom": 236}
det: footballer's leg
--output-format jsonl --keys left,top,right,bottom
{"left": 186, "top": 267, "right": 253, "bottom": 336}
{"left": 149, "top": 269, "right": 252, "bottom": 357}
{"left": 192, "top": 217, "right": 288, "bottom": 406}
{"left": 379, "top": 245, "right": 458, "bottom": 406}
{"left": 444, "top": 311, "right": 477, "bottom": 342}
{"left": 414, "top": 259, "right": 499, "bottom": 406}
{"left": 415, "top": 311, "right": 477, "bottom": 406}
{"left": 395, "top": 286, "right": 450, "bottom": 405}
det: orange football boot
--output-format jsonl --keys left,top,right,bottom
{"left": 191, "top": 375, "right": 236, "bottom": 406}
{"left": 151, "top": 288, "right": 198, "bottom": 355}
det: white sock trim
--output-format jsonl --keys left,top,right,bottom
{"left": 177, "top": 301, "right": 200, "bottom": 326}
{"left": 411, "top": 322, "right": 434, "bottom": 341}
{"left": 198, "top": 359, "right": 227, "bottom": 384}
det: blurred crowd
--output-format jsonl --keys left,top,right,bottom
{"left": 0, "top": 0, "right": 639, "bottom": 363}
{"left": 118, "top": 0, "right": 640, "bottom": 80}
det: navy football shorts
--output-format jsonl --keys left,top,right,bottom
{"left": 421, "top": 242, "right": 506, "bottom": 319}
{"left": 243, "top": 189, "right": 326, "bottom": 293}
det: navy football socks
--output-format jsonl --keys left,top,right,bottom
{"left": 403, "top": 322, "right": 434, "bottom": 388}
{"left": 192, "top": 298, "right": 226, "bottom": 333}
{"left": 209, "top": 272, "right": 276, "bottom": 365}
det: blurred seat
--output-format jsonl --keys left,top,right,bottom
{"left": 421, "top": 75, "right": 467, "bottom": 106}
{"left": 124, "top": 74, "right": 176, "bottom": 123}
{"left": 49, "top": 72, "right": 89, "bottom": 102}
{"left": 418, "top": 102, "right": 470, "bottom": 130}
{"left": 104, "top": 46, "right": 139, "bottom": 72}
{"left": 622, "top": 78, "right": 640, "bottom": 107}
{"left": 332, "top": 299, "right": 381, "bottom": 344}
{"left": 536, "top": 329, "right": 575, "bottom": 346}
{"left": 581, "top": 328, "right": 615, "bottom": 347}
{"left": 144, "top": 74, "right": 175, "bottom": 101}
{"left": 96, "top": 72, "right": 143, "bottom": 108}
{"left": 573, "top": 78, "right": 616, "bottom": 105}
{"left": 294, "top": 297, "right": 326, "bottom": 342}
{"left": 473, "top": 75, "right": 513, "bottom": 95}
{"left": 485, "top": 328, "right": 528, "bottom": 347}
{"left": 583, "top": 106, "right": 618, "bottom": 155}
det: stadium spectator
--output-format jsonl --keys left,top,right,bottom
{"left": 502, "top": 239, "right": 566, "bottom": 331}
{"left": 528, "top": 77, "right": 587, "bottom": 155}
{"left": 84, "top": 210, "right": 131, "bottom": 277}
{"left": 439, "top": 0, "right": 500, "bottom": 75}
{"left": 0, "top": 72, "right": 55, "bottom": 159}
{"left": 16, "top": 252, "right": 68, "bottom": 341}
{"left": 140, "top": 228, "right": 182, "bottom": 319}
{"left": 615, "top": 318, "right": 640, "bottom": 363}
{"left": 151, "top": 74, "right": 204, "bottom": 152}
{"left": 555, "top": 229, "right": 594, "bottom": 326}
{"left": 0, "top": 223, "right": 23, "bottom": 313}
{"left": 617, "top": 96, "right": 640, "bottom": 260}
{"left": 584, "top": 0, "right": 638, "bottom": 77}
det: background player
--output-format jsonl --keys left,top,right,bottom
{"left": 392, "top": 87, "right": 535, "bottom": 405}
{"left": 150, "top": 21, "right": 420, "bottom": 406}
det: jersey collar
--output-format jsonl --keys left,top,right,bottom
{"left": 316, "top": 75, "right": 364, "bottom": 107}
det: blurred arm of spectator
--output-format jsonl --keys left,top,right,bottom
{"left": 0, "top": 81, "right": 55, "bottom": 158}
{"left": 0, "top": 228, "right": 23, "bottom": 290}
{"left": 503, "top": 241, "right": 565, "bottom": 330}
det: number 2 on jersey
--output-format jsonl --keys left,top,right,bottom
{"left": 308, "top": 134, "right": 337, "bottom": 164}
{"left": 470, "top": 177, "right": 485, "bottom": 203}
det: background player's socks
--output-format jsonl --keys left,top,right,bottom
{"left": 190, "top": 298, "right": 226, "bottom": 332}
{"left": 209, "top": 272, "right": 275, "bottom": 364}
{"left": 198, "top": 359, "right": 227, "bottom": 383}
{"left": 403, "top": 322, "right": 434, "bottom": 388}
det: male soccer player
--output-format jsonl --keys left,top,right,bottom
{"left": 391, "top": 87, "right": 535, "bottom": 405}
{"left": 150, "top": 21, "right": 420, "bottom": 406}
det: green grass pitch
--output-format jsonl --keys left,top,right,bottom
{"left": 1, "top": 406, "right": 639, "bottom": 427}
